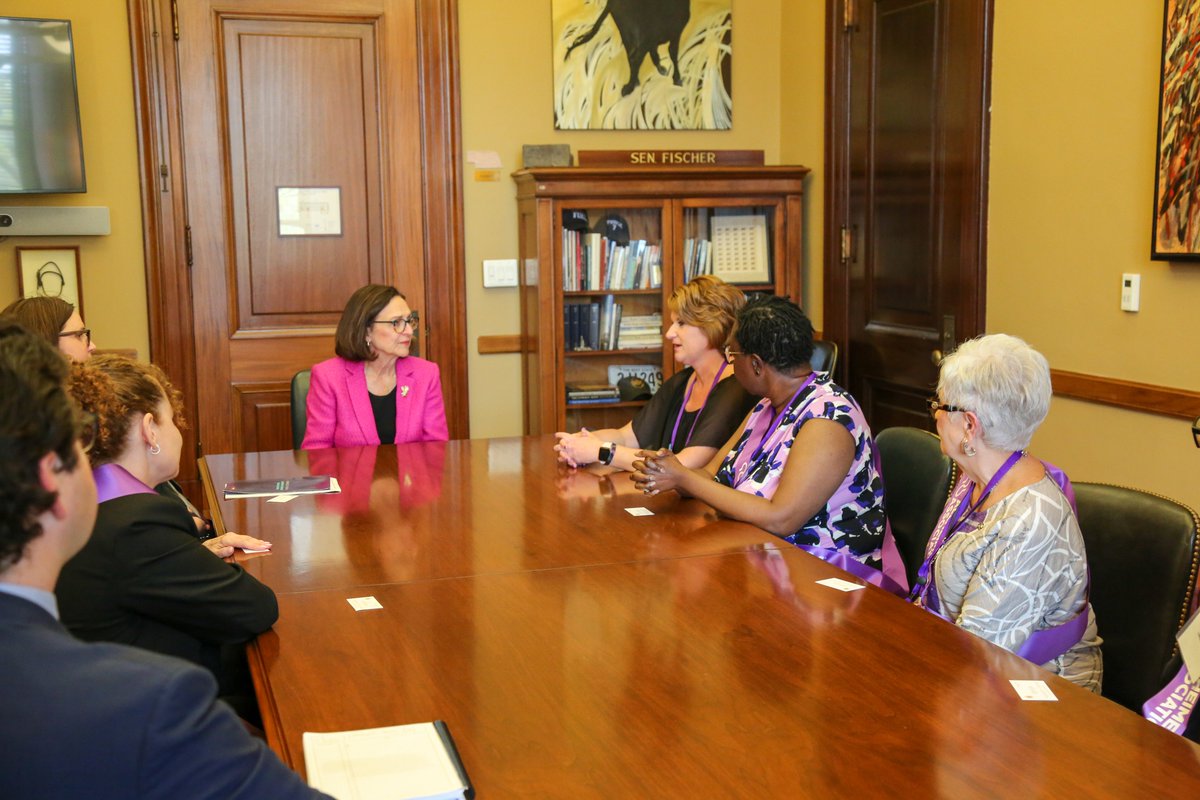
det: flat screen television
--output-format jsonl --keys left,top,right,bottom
{"left": 0, "top": 17, "right": 86, "bottom": 194}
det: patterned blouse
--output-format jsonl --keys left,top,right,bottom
{"left": 714, "top": 373, "right": 885, "bottom": 564}
{"left": 929, "top": 475, "right": 1103, "bottom": 692}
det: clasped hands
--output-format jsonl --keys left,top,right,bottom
{"left": 553, "top": 428, "right": 601, "bottom": 468}
{"left": 630, "top": 449, "right": 688, "bottom": 496}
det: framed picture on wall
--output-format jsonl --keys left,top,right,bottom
{"left": 552, "top": 0, "right": 733, "bottom": 130}
{"left": 1152, "top": 0, "right": 1200, "bottom": 260}
{"left": 16, "top": 246, "right": 83, "bottom": 315}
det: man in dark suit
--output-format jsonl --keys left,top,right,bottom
{"left": 0, "top": 320, "right": 331, "bottom": 799}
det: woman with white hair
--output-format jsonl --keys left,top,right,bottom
{"left": 912, "top": 333, "right": 1102, "bottom": 691}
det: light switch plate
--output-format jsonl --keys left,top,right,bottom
{"left": 1121, "top": 273, "right": 1140, "bottom": 312}
{"left": 483, "top": 258, "right": 518, "bottom": 287}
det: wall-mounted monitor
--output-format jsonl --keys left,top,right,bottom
{"left": 0, "top": 17, "right": 86, "bottom": 194}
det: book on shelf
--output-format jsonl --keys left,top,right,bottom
{"left": 561, "top": 230, "right": 662, "bottom": 291}
{"left": 566, "top": 383, "right": 620, "bottom": 401}
{"left": 223, "top": 475, "right": 340, "bottom": 499}
{"left": 303, "top": 720, "right": 474, "bottom": 800}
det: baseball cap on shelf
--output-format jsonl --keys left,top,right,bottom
{"left": 593, "top": 213, "right": 630, "bottom": 245}
{"left": 562, "top": 209, "right": 590, "bottom": 232}
{"left": 617, "top": 375, "right": 653, "bottom": 402}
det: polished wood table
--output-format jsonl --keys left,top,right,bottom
{"left": 203, "top": 437, "right": 1200, "bottom": 797}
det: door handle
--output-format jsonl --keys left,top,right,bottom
{"left": 931, "top": 349, "right": 943, "bottom": 365}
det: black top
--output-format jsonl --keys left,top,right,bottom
{"left": 370, "top": 386, "right": 397, "bottom": 445}
{"left": 631, "top": 368, "right": 759, "bottom": 452}
{"left": 55, "top": 493, "right": 278, "bottom": 685}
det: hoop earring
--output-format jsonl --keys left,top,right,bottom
{"left": 960, "top": 437, "right": 976, "bottom": 458}
{"left": 149, "top": 443, "right": 161, "bottom": 456}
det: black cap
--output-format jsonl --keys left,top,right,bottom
{"left": 562, "top": 209, "right": 590, "bottom": 232}
{"left": 617, "top": 375, "right": 653, "bottom": 401}
{"left": 593, "top": 213, "right": 630, "bottom": 245}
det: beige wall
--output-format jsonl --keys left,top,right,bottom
{"left": 460, "top": 0, "right": 787, "bottom": 437}
{"left": 779, "top": 2, "right": 826, "bottom": 326}
{"left": 989, "top": 2, "right": 1200, "bottom": 511}
{"left": 0, "top": 0, "right": 148, "bottom": 358}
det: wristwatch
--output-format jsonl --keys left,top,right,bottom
{"left": 598, "top": 441, "right": 616, "bottom": 465}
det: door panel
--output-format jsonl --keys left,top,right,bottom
{"left": 223, "top": 18, "right": 385, "bottom": 326}
{"left": 825, "top": 0, "right": 991, "bottom": 433}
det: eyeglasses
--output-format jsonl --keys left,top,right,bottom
{"left": 370, "top": 312, "right": 419, "bottom": 333}
{"left": 927, "top": 397, "right": 965, "bottom": 419}
{"left": 724, "top": 345, "right": 744, "bottom": 364}
{"left": 59, "top": 328, "right": 92, "bottom": 346}
{"left": 78, "top": 411, "right": 98, "bottom": 454}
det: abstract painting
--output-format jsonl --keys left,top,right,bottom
{"left": 553, "top": 0, "right": 732, "bottom": 130}
{"left": 1153, "top": 0, "right": 1200, "bottom": 259}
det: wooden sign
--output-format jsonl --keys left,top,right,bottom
{"left": 577, "top": 150, "right": 764, "bottom": 167}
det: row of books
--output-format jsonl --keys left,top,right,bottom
{"left": 564, "top": 300, "right": 662, "bottom": 352}
{"left": 565, "top": 383, "right": 620, "bottom": 405}
{"left": 562, "top": 230, "right": 663, "bottom": 291}
{"left": 682, "top": 237, "right": 714, "bottom": 282}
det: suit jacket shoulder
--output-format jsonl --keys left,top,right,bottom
{"left": 0, "top": 592, "right": 328, "bottom": 799}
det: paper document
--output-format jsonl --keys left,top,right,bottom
{"left": 304, "top": 721, "right": 472, "bottom": 800}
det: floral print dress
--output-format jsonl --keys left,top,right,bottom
{"left": 715, "top": 373, "right": 886, "bottom": 564}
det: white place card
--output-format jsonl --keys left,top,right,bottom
{"left": 816, "top": 577, "right": 865, "bottom": 592}
{"left": 1010, "top": 680, "right": 1058, "bottom": 701}
{"left": 267, "top": 494, "right": 298, "bottom": 503}
{"left": 347, "top": 596, "right": 383, "bottom": 612}
{"left": 625, "top": 507, "right": 654, "bottom": 516}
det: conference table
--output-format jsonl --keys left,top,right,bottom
{"left": 202, "top": 436, "right": 1200, "bottom": 797}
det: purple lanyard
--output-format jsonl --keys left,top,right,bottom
{"left": 730, "top": 372, "right": 817, "bottom": 485}
{"left": 910, "top": 449, "right": 1024, "bottom": 607}
{"left": 668, "top": 362, "right": 727, "bottom": 450}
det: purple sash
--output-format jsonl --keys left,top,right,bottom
{"left": 795, "top": 542, "right": 903, "bottom": 591}
{"left": 1143, "top": 663, "right": 1199, "bottom": 734}
{"left": 912, "top": 453, "right": 1089, "bottom": 665}
{"left": 93, "top": 463, "right": 157, "bottom": 503}
{"left": 668, "top": 362, "right": 727, "bottom": 451}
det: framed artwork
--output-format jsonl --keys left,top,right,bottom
{"left": 553, "top": 0, "right": 732, "bottom": 130}
{"left": 16, "top": 246, "right": 83, "bottom": 315}
{"left": 1153, "top": 0, "right": 1200, "bottom": 259}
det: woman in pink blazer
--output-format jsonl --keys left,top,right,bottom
{"left": 302, "top": 285, "right": 448, "bottom": 449}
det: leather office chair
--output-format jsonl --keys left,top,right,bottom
{"left": 290, "top": 369, "right": 311, "bottom": 450}
{"left": 876, "top": 427, "right": 957, "bottom": 587}
{"left": 810, "top": 339, "right": 838, "bottom": 374}
{"left": 1073, "top": 482, "right": 1200, "bottom": 712}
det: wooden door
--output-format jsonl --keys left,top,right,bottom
{"left": 130, "top": 0, "right": 467, "bottom": 463}
{"left": 824, "top": 0, "right": 991, "bottom": 431}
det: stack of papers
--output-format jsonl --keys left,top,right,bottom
{"left": 303, "top": 721, "right": 473, "bottom": 800}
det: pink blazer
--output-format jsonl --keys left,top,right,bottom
{"left": 301, "top": 355, "right": 449, "bottom": 450}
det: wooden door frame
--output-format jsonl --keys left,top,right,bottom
{"left": 127, "top": 0, "right": 468, "bottom": 473}
{"left": 823, "top": 0, "right": 992, "bottom": 380}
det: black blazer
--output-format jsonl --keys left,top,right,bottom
{"left": 56, "top": 492, "right": 278, "bottom": 680}
{"left": 0, "top": 592, "right": 327, "bottom": 799}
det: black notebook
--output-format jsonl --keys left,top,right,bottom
{"left": 303, "top": 720, "right": 473, "bottom": 799}
{"left": 222, "top": 475, "right": 338, "bottom": 499}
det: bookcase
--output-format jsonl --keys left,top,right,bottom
{"left": 514, "top": 165, "right": 810, "bottom": 435}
